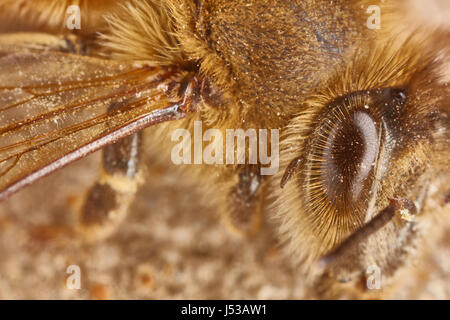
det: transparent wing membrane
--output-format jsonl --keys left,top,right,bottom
{"left": 0, "top": 51, "right": 192, "bottom": 199}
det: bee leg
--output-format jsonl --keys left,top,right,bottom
{"left": 221, "top": 165, "right": 263, "bottom": 237}
{"left": 314, "top": 199, "right": 420, "bottom": 298}
{"left": 76, "top": 131, "right": 143, "bottom": 242}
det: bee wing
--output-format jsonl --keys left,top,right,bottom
{"left": 0, "top": 51, "right": 192, "bottom": 199}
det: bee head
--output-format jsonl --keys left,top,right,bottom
{"left": 273, "top": 37, "right": 450, "bottom": 280}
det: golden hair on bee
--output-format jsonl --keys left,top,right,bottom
{"left": 100, "top": 0, "right": 385, "bottom": 128}
{"left": 98, "top": 0, "right": 186, "bottom": 67}
{"left": 0, "top": 0, "right": 449, "bottom": 299}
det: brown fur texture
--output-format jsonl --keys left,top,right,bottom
{"left": 105, "top": 1, "right": 449, "bottom": 298}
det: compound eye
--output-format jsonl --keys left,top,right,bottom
{"left": 321, "top": 110, "right": 379, "bottom": 203}
{"left": 303, "top": 91, "right": 384, "bottom": 224}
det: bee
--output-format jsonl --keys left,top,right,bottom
{"left": 0, "top": 0, "right": 449, "bottom": 299}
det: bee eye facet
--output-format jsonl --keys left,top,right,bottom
{"left": 301, "top": 90, "right": 386, "bottom": 228}
{"left": 322, "top": 111, "right": 379, "bottom": 204}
